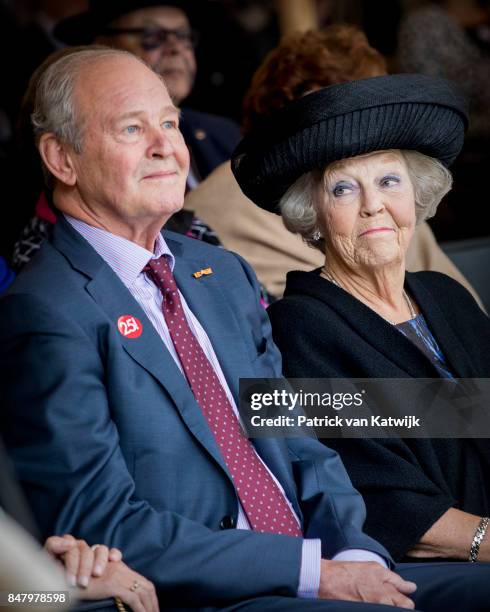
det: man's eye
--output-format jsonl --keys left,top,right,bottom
{"left": 125, "top": 125, "right": 140, "bottom": 134}
{"left": 162, "top": 120, "right": 176, "bottom": 129}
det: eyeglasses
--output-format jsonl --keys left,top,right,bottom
{"left": 103, "top": 26, "right": 199, "bottom": 51}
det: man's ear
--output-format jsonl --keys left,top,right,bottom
{"left": 38, "top": 133, "right": 77, "bottom": 186}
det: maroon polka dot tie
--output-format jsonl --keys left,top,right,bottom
{"left": 145, "top": 256, "right": 302, "bottom": 537}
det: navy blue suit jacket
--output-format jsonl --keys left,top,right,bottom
{"left": 180, "top": 108, "right": 241, "bottom": 180}
{"left": 0, "top": 217, "right": 389, "bottom": 608}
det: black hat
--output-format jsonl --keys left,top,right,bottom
{"left": 54, "top": 0, "right": 200, "bottom": 45}
{"left": 231, "top": 74, "right": 468, "bottom": 213}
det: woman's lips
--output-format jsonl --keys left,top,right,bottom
{"left": 359, "top": 227, "right": 395, "bottom": 237}
{"left": 142, "top": 171, "right": 177, "bottom": 180}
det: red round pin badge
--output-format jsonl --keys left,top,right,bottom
{"left": 117, "top": 315, "right": 143, "bottom": 339}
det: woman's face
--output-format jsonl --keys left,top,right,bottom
{"left": 317, "top": 150, "right": 416, "bottom": 270}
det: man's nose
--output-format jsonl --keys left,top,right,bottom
{"left": 148, "top": 128, "right": 174, "bottom": 158}
{"left": 159, "top": 32, "right": 185, "bottom": 53}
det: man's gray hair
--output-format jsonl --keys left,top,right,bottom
{"left": 279, "top": 149, "right": 452, "bottom": 252}
{"left": 31, "top": 47, "right": 144, "bottom": 153}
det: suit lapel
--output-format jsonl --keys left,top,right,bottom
{"left": 52, "top": 218, "right": 231, "bottom": 475}
{"left": 170, "top": 241, "right": 256, "bottom": 398}
{"left": 168, "top": 239, "right": 300, "bottom": 506}
{"left": 53, "top": 220, "right": 298, "bottom": 506}
{"left": 252, "top": 438, "right": 303, "bottom": 519}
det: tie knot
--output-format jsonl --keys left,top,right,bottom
{"left": 144, "top": 256, "right": 177, "bottom": 294}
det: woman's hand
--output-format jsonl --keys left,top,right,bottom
{"left": 407, "top": 508, "right": 489, "bottom": 561}
{"left": 81, "top": 561, "right": 159, "bottom": 612}
{"left": 44, "top": 535, "right": 122, "bottom": 587}
{"left": 44, "top": 535, "right": 159, "bottom": 611}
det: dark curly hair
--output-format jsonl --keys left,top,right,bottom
{"left": 242, "top": 25, "right": 387, "bottom": 134}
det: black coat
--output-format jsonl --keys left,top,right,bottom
{"left": 268, "top": 269, "right": 490, "bottom": 561}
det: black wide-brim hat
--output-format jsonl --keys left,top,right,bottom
{"left": 54, "top": 0, "right": 201, "bottom": 45}
{"left": 231, "top": 74, "right": 469, "bottom": 213}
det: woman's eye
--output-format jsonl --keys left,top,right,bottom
{"left": 332, "top": 183, "right": 352, "bottom": 197}
{"left": 380, "top": 175, "right": 400, "bottom": 187}
{"left": 162, "top": 120, "right": 176, "bottom": 129}
{"left": 125, "top": 125, "right": 140, "bottom": 134}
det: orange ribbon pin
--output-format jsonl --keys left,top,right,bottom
{"left": 192, "top": 267, "right": 213, "bottom": 279}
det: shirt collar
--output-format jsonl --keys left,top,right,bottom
{"left": 64, "top": 214, "right": 175, "bottom": 289}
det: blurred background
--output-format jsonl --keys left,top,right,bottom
{"left": 0, "top": 0, "right": 489, "bottom": 260}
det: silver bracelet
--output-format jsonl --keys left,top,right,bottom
{"left": 469, "top": 517, "right": 489, "bottom": 562}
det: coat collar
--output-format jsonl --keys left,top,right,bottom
{"left": 283, "top": 269, "right": 474, "bottom": 378}
{"left": 404, "top": 273, "right": 476, "bottom": 377}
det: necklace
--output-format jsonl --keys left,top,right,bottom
{"left": 320, "top": 266, "right": 416, "bottom": 325}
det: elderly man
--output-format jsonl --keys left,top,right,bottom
{"left": 1, "top": 48, "right": 489, "bottom": 612}
{"left": 54, "top": 0, "right": 241, "bottom": 187}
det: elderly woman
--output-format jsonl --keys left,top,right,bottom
{"left": 231, "top": 74, "right": 490, "bottom": 563}
{"left": 186, "top": 25, "right": 482, "bottom": 304}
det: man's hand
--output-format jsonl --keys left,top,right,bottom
{"left": 81, "top": 560, "right": 159, "bottom": 612}
{"left": 319, "top": 560, "right": 417, "bottom": 609}
{"left": 44, "top": 535, "right": 122, "bottom": 587}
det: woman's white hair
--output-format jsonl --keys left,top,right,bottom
{"left": 279, "top": 149, "right": 452, "bottom": 252}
